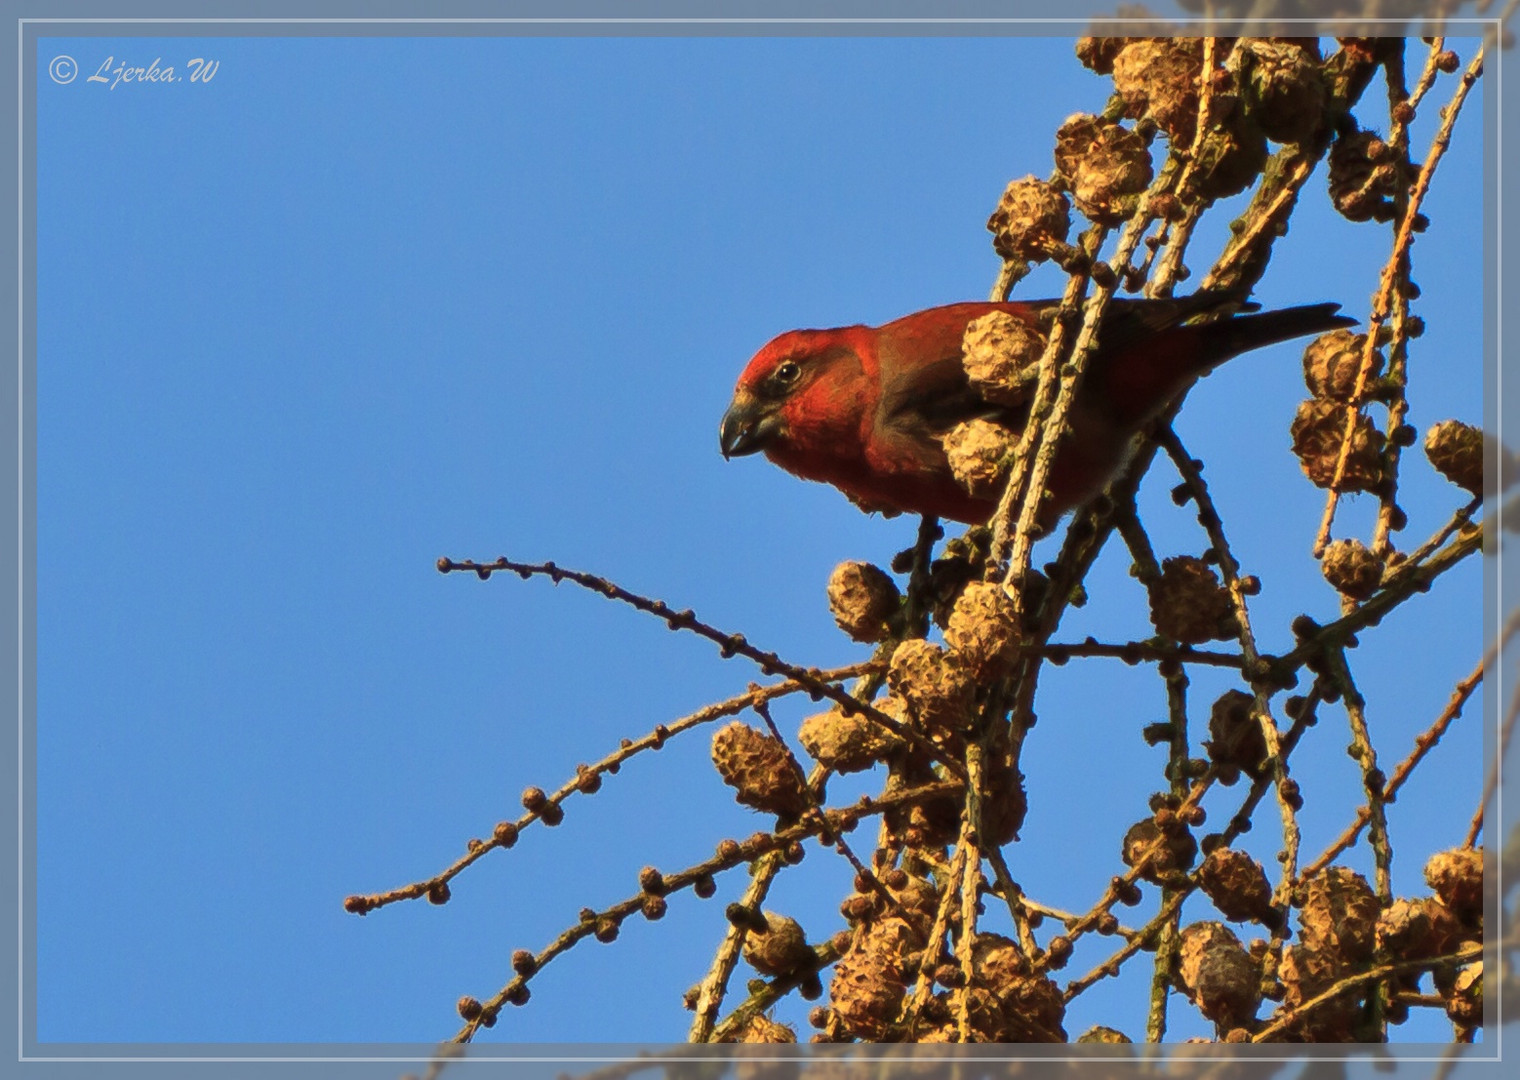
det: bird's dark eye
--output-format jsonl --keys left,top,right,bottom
{"left": 775, "top": 360, "right": 802, "bottom": 384}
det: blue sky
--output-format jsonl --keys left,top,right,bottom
{"left": 32, "top": 33, "right": 1487, "bottom": 1047}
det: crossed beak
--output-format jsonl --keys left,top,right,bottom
{"left": 719, "top": 394, "right": 784, "bottom": 459}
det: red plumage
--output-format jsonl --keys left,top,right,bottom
{"left": 719, "top": 294, "right": 1354, "bottom": 524}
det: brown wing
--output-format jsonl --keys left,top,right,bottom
{"left": 873, "top": 301, "right": 1045, "bottom": 443}
{"left": 869, "top": 291, "right": 1272, "bottom": 442}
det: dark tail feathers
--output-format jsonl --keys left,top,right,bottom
{"left": 1200, "top": 302, "right": 1358, "bottom": 369}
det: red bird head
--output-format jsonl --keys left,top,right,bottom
{"left": 719, "top": 325, "right": 874, "bottom": 464}
{"left": 718, "top": 320, "right": 968, "bottom": 518}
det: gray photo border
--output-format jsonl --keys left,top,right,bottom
{"left": 1, "top": 2, "right": 1508, "bottom": 1077}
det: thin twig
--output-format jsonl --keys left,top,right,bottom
{"left": 707, "top": 934, "right": 847, "bottom": 1042}
{"left": 1063, "top": 691, "right": 1324, "bottom": 1002}
{"left": 439, "top": 556, "right": 965, "bottom": 779}
{"left": 1313, "top": 42, "right": 1485, "bottom": 556}
{"left": 1304, "top": 654, "right": 1484, "bottom": 880}
{"left": 1276, "top": 521, "right": 1483, "bottom": 671}
{"left": 445, "top": 777, "right": 963, "bottom": 1045}
{"left": 986, "top": 225, "right": 1103, "bottom": 572}
{"left": 1327, "top": 648, "right": 1393, "bottom": 900}
{"left": 1159, "top": 428, "right": 1300, "bottom": 909}
{"left": 1037, "top": 639, "right": 1245, "bottom": 669}
{"left": 344, "top": 662, "right": 878, "bottom": 915}
{"left": 898, "top": 842, "right": 966, "bottom": 1035}
{"left": 1251, "top": 943, "right": 1482, "bottom": 1042}
{"left": 1467, "top": 654, "right": 1519, "bottom": 848}
{"left": 688, "top": 848, "right": 784, "bottom": 1042}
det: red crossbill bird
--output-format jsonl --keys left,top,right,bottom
{"left": 719, "top": 293, "right": 1354, "bottom": 525}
